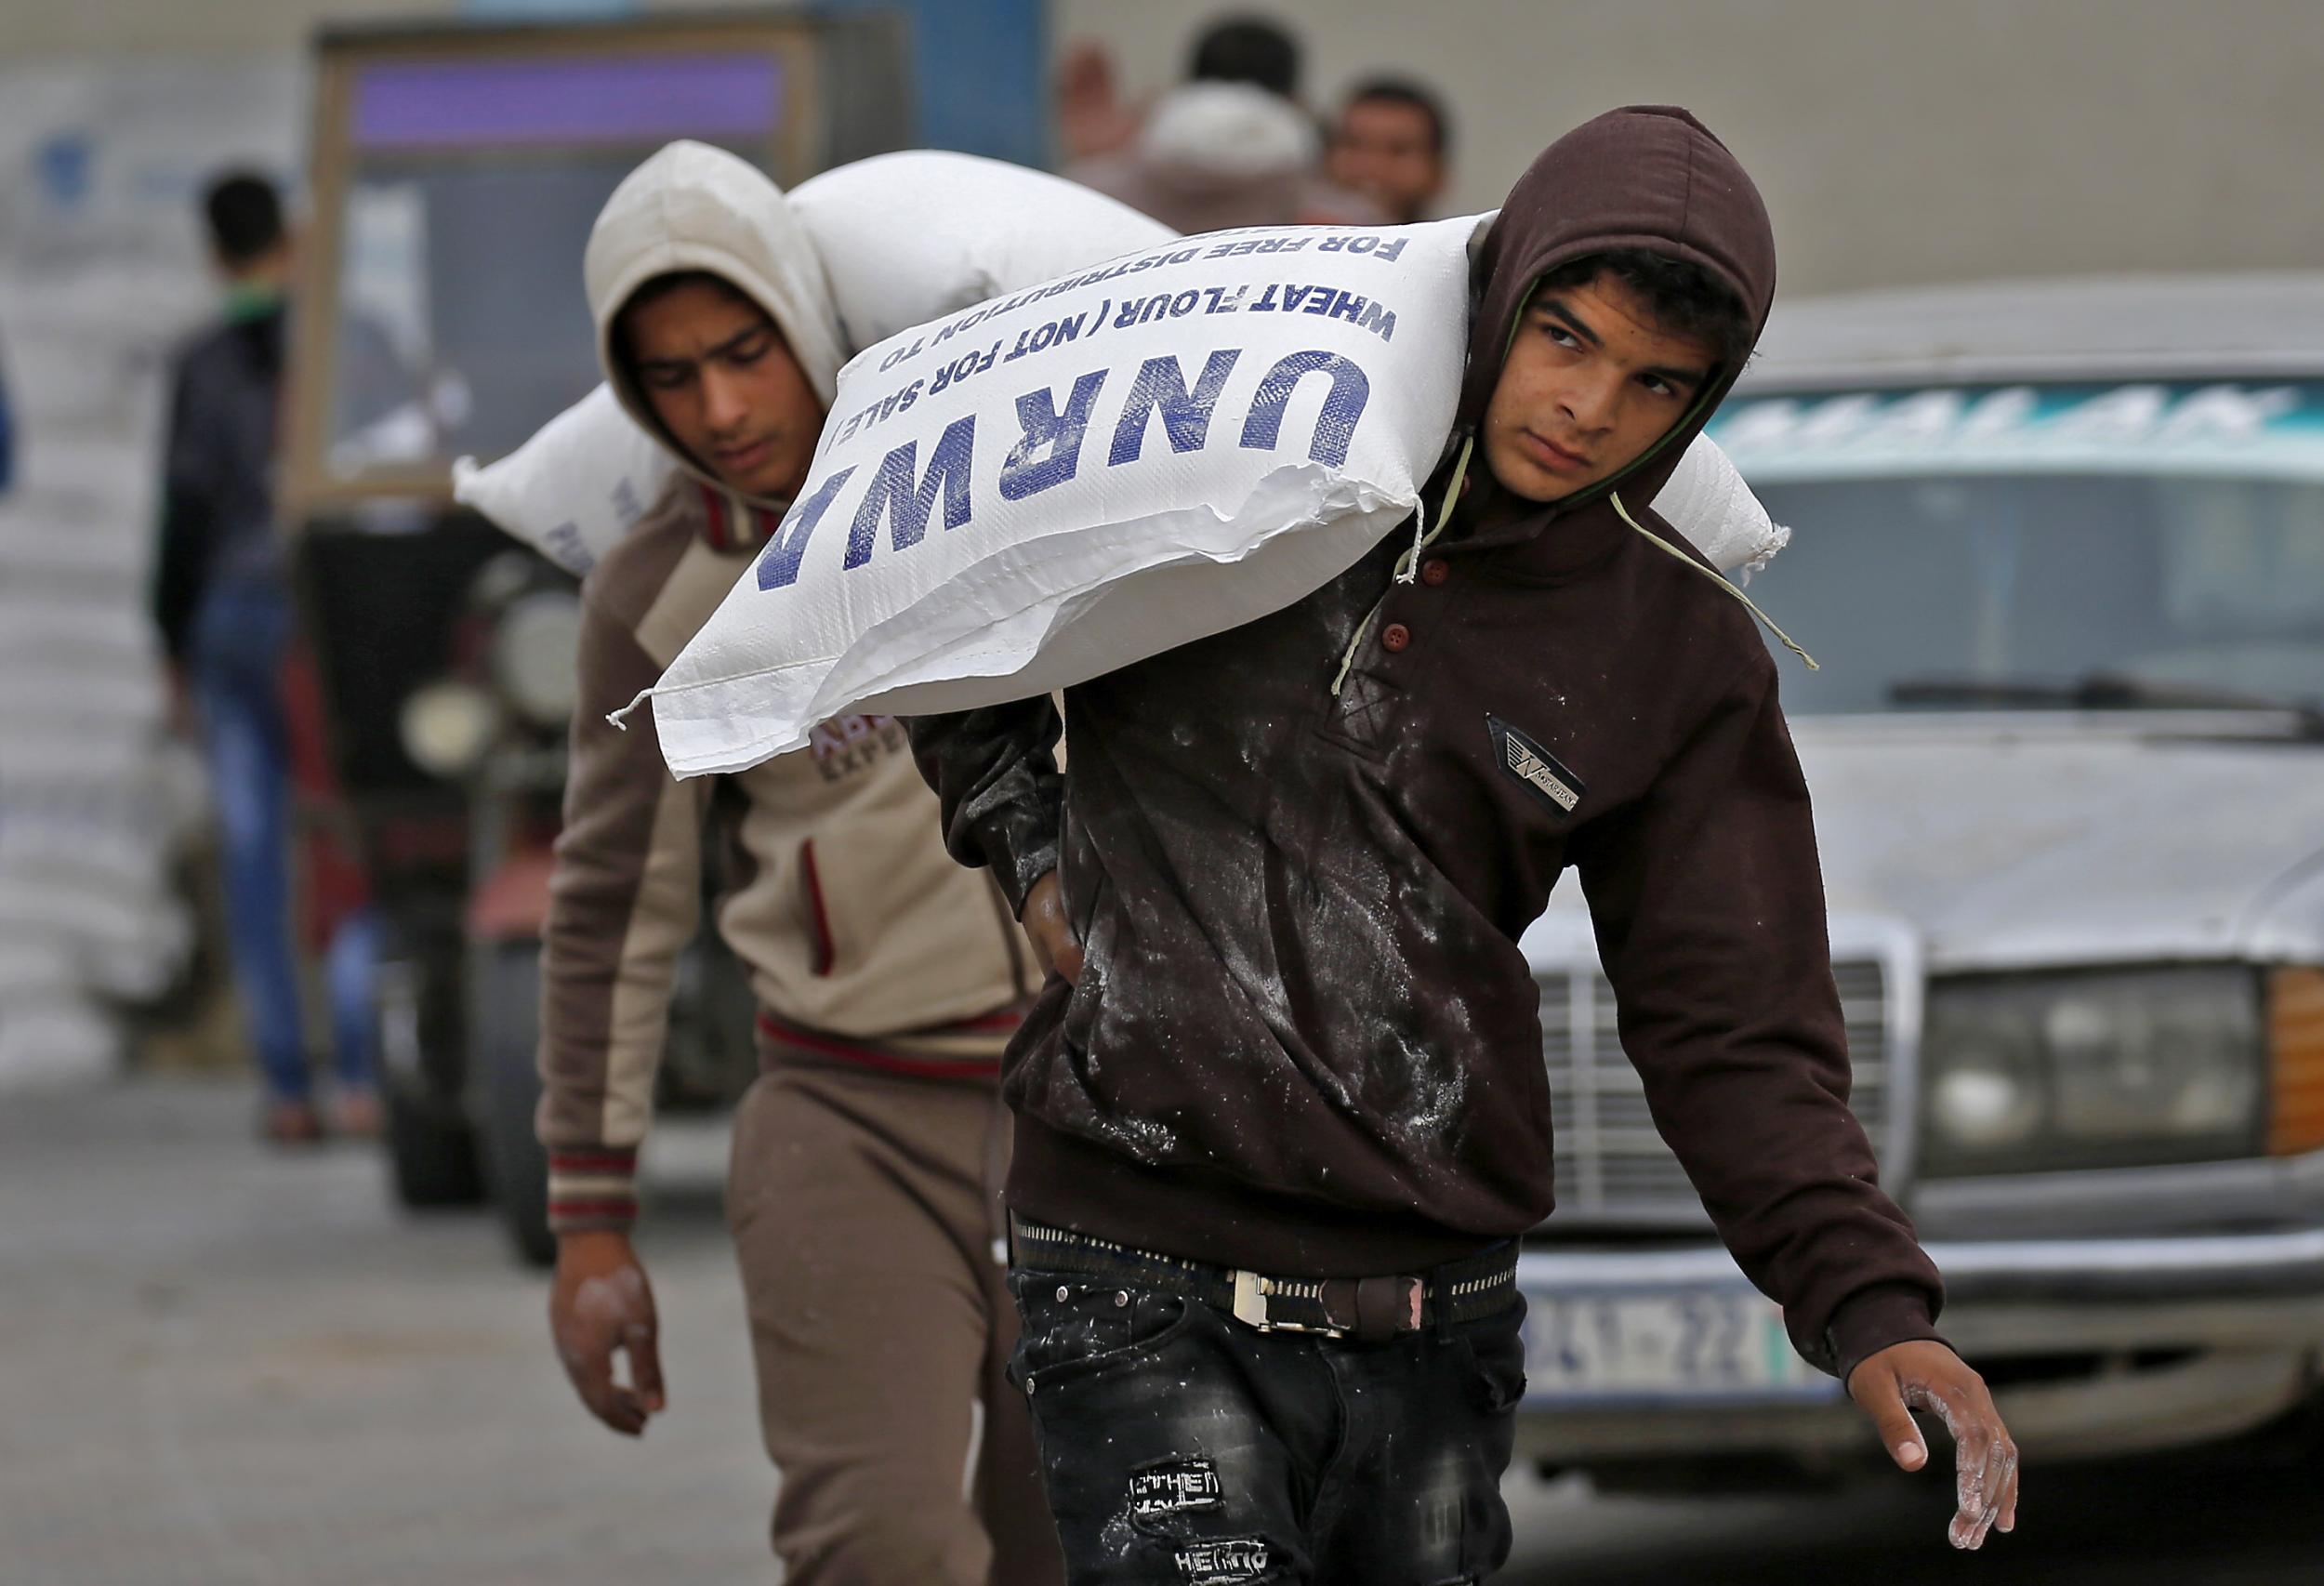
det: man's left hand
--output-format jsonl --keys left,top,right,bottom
{"left": 1847, "top": 1340, "right": 2019, "bottom": 1549}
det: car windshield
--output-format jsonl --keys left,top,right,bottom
{"left": 1714, "top": 381, "right": 2324, "bottom": 716}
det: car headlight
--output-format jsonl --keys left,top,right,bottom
{"left": 398, "top": 681, "right": 501, "bottom": 779}
{"left": 1921, "top": 965, "right": 2265, "bottom": 1177}
{"left": 491, "top": 590, "right": 584, "bottom": 728}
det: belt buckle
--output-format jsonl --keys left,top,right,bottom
{"left": 1230, "top": 1269, "right": 1344, "bottom": 1338}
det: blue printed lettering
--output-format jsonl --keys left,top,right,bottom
{"left": 842, "top": 416, "right": 975, "bottom": 570}
{"left": 756, "top": 467, "right": 857, "bottom": 590}
{"left": 1239, "top": 350, "right": 1371, "bottom": 468}
{"left": 1005, "top": 312, "right": 1092, "bottom": 363}
{"left": 1108, "top": 350, "right": 1243, "bottom": 467}
{"left": 1000, "top": 371, "right": 1109, "bottom": 501}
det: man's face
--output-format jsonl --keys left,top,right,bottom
{"left": 622, "top": 279, "right": 825, "bottom": 500}
{"left": 1480, "top": 272, "right": 1718, "bottom": 504}
{"left": 1327, "top": 98, "right": 1443, "bottom": 225}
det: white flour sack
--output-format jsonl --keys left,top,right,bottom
{"left": 451, "top": 384, "right": 662, "bottom": 576}
{"left": 453, "top": 152, "right": 1172, "bottom": 575}
{"left": 1657, "top": 433, "right": 1788, "bottom": 582}
{"left": 642, "top": 217, "right": 1486, "bottom": 776}
{"left": 789, "top": 151, "right": 1177, "bottom": 363}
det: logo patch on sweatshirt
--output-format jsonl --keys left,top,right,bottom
{"left": 1487, "top": 714, "right": 1586, "bottom": 816}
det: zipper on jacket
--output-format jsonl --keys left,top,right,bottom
{"left": 799, "top": 839, "right": 837, "bottom": 976}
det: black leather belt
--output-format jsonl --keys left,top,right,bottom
{"left": 1010, "top": 1216, "right": 1520, "bottom": 1344}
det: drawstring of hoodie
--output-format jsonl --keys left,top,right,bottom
{"left": 1610, "top": 491, "right": 1818, "bottom": 670}
{"left": 1332, "top": 435, "right": 1477, "bottom": 697}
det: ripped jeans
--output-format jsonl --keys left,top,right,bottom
{"left": 1008, "top": 1270, "right": 1525, "bottom": 1585}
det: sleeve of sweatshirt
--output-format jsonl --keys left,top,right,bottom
{"left": 904, "top": 699, "right": 1065, "bottom": 918}
{"left": 1571, "top": 658, "right": 1947, "bottom": 1382}
{"left": 152, "top": 352, "right": 216, "bottom": 664}
{"left": 535, "top": 590, "right": 706, "bottom": 1233}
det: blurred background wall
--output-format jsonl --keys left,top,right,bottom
{"left": 7, "top": 0, "right": 2319, "bottom": 294}
{"left": 0, "top": 53, "right": 304, "bottom": 1082}
{"left": 1058, "top": 0, "right": 2324, "bottom": 296}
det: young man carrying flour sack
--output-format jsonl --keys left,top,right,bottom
{"left": 535, "top": 141, "right": 1162, "bottom": 1584}
{"left": 908, "top": 107, "right": 2019, "bottom": 1583}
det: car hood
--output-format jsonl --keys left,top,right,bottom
{"left": 1802, "top": 715, "right": 2324, "bottom": 969}
{"left": 1534, "top": 712, "right": 2324, "bottom": 971}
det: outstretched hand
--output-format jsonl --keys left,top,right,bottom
{"left": 1020, "top": 870, "right": 1084, "bottom": 986}
{"left": 1848, "top": 1340, "right": 2018, "bottom": 1549}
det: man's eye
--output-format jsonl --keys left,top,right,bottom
{"left": 1542, "top": 322, "right": 1579, "bottom": 350}
{"left": 730, "top": 338, "right": 772, "bottom": 366}
{"left": 1641, "top": 375, "right": 1674, "bottom": 397}
{"left": 644, "top": 370, "right": 692, "bottom": 391}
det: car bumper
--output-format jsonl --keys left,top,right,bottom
{"left": 1513, "top": 1231, "right": 2324, "bottom": 1467}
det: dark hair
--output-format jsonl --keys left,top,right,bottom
{"left": 619, "top": 269, "right": 760, "bottom": 323}
{"left": 203, "top": 172, "right": 284, "bottom": 268}
{"left": 614, "top": 271, "right": 773, "bottom": 369}
{"left": 1189, "top": 15, "right": 1300, "bottom": 98}
{"left": 1341, "top": 76, "right": 1452, "bottom": 157}
{"left": 1537, "top": 248, "right": 1754, "bottom": 368}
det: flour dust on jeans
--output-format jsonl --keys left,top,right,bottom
{"left": 1007, "top": 1272, "right": 1525, "bottom": 1584}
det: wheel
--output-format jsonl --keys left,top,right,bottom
{"left": 383, "top": 1076, "right": 486, "bottom": 1207}
{"left": 473, "top": 941, "right": 555, "bottom": 1267}
{"left": 376, "top": 952, "right": 486, "bottom": 1209}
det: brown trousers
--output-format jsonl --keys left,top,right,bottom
{"left": 725, "top": 1060, "right": 1063, "bottom": 1585}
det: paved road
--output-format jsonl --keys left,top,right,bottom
{"left": 4, "top": 1078, "right": 2317, "bottom": 1585}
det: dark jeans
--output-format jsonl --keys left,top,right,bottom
{"left": 191, "top": 580, "right": 377, "bottom": 1104}
{"left": 1008, "top": 1268, "right": 1526, "bottom": 1585}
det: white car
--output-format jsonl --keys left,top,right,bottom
{"left": 1514, "top": 274, "right": 2324, "bottom": 1480}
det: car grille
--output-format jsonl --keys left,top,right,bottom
{"left": 1538, "top": 957, "right": 1895, "bottom": 1227}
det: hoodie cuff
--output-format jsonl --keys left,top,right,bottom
{"left": 1823, "top": 1282, "right": 1949, "bottom": 1383}
{"left": 972, "top": 796, "right": 1063, "bottom": 921}
{"left": 547, "top": 1148, "right": 640, "bottom": 1234}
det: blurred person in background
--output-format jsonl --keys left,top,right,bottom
{"left": 539, "top": 142, "right": 1060, "bottom": 1586}
{"left": 1053, "top": 41, "right": 1142, "bottom": 167}
{"left": 152, "top": 171, "right": 380, "bottom": 1146}
{"left": 1327, "top": 76, "right": 1452, "bottom": 225}
{"left": 1063, "top": 13, "right": 1379, "bottom": 232}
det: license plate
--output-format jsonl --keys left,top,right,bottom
{"left": 1520, "top": 1288, "right": 1840, "bottom": 1405}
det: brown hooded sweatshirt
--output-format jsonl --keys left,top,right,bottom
{"left": 907, "top": 106, "right": 1945, "bottom": 1380}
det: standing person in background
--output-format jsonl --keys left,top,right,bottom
{"left": 1064, "top": 14, "right": 1379, "bottom": 232}
{"left": 1327, "top": 76, "right": 1452, "bottom": 225}
{"left": 152, "top": 172, "right": 380, "bottom": 1144}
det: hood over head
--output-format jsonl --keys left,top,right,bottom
{"left": 583, "top": 139, "right": 847, "bottom": 507}
{"left": 1454, "top": 106, "right": 1776, "bottom": 555}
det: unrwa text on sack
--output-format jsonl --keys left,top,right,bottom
{"left": 759, "top": 340, "right": 1383, "bottom": 591}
